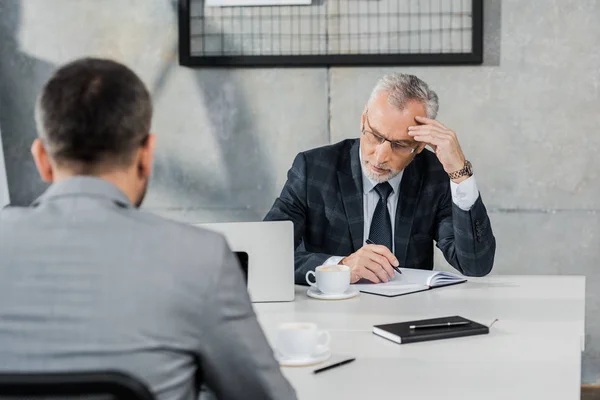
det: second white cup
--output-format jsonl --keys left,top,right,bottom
{"left": 305, "top": 264, "right": 350, "bottom": 295}
{"left": 276, "top": 322, "right": 330, "bottom": 360}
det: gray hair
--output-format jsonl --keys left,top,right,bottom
{"left": 368, "top": 73, "right": 439, "bottom": 119}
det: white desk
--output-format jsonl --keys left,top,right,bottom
{"left": 254, "top": 275, "right": 585, "bottom": 400}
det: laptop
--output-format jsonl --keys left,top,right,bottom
{"left": 194, "top": 221, "right": 295, "bottom": 303}
{"left": 0, "top": 126, "right": 9, "bottom": 207}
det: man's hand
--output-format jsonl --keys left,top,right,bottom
{"left": 408, "top": 116, "right": 468, "bottom": 183}
{"left": 340, "top": 244, "right": 399, "bottom": 283}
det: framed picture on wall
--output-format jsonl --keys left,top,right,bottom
{"left": 205, "top": 0, "right": 311, "bottom": 6}
{"left": 179, "top": 0, "right": 483, "bottom": 66}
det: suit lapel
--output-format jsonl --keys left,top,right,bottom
{"left": 394, "top": 154, "right": 424, "bottom": 266}
{"left": 337, "top": 140, "right": 364, "bottom": 252}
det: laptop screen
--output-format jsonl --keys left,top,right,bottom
{"left": 193, "top": 221, "right": 294, "bottom": 302}
{"left": 234, "top": 251, "right": 249, "bottom": 283}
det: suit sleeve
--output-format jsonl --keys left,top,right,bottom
{"left": 264, "top": 153, "right": 335, "bottom": 283}
{"left": 434, "top": 188, "right": 496, "bottom": 277}
{"left": 197, "top": 238, "right": 297, "bottom": 400}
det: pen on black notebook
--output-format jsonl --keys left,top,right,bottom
{"left": 365, "top": 239, "right": 402, "bottom": 275}
{"left": 313, "top": 358, "right": 356, "bottom": 374}
{"left": 410, "top": 321, "right": 471, "bottom": 329}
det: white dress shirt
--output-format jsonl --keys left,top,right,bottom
{"left": 324, "top": 155, "right": 480, "bottom": 265}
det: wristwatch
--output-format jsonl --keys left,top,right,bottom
{"left": 448, "top": 160, "right": 473, "bottom": 180}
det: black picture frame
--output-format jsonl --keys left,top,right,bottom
{"left": 178, "top": 0, "right": 483, "bottom": 67}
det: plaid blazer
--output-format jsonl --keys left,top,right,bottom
{"left": 265, "top": 139, "right": 496, "bottom": 283}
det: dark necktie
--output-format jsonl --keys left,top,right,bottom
{"left": 368, "top": 182, "right": 394, "bottom": 251}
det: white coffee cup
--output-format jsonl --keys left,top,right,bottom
{"left": 276, "top": 322, "right": 330, "bottom": 360}
{"left": 305, "top": 264, "right": 351, "bottom": 295}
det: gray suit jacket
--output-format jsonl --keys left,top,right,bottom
{"left": 265, "top": 139, "right": 496, "bottom": 283}
{"left": 0, "top": 177, "right": 296, "bottom": 400}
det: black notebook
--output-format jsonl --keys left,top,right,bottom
{"left": 373, "top": 316, "right": 489, "bottom": 344}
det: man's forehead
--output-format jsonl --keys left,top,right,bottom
{"left": 366, "top": 104, "right": 423, "bottom": 142}
{"left": 368, "top": 95, "right": 426, "bottom": 118}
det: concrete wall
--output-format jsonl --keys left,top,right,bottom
{"left": 1, "top": 0, "right": 599, "bottom": 383}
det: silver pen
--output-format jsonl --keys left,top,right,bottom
{"left": 410, "top": 321, "right": 470, "bottom": 329}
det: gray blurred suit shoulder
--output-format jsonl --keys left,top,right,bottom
{"left": 112, "top": 208, "right": 234, "bottom": 279}
{"left": 133, "top": 210, "right": 227, "bottom": 249}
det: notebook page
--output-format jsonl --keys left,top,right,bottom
{"left": 353, "top": 268, "right": 434, "bottom": 296}
{"left": 429, "top": 271, "right": 467, "bottom": 287}
{"left": 353, "top": 268, "right": 467, "bottom": 296}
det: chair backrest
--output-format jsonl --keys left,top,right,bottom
{"left": 0, "top": 371, "right": 155, "bottom": 400}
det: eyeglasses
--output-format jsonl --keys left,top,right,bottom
{"left": 361, "top": 109, "right": 419, "bottom": 154}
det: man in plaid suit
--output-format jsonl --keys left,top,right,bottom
{"left": 265, "top": 74, "right": 496, "bottom": 284}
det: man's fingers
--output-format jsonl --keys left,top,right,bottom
{"left": 367, "top": 244, "right": 399, "bottom": 266}
{"left": 410, "top": 133, "right": 449, "bottom": 147}
{"left": 367, "top": 253, "right": 395, "bottom": 278}
{"left": 408, "top": 125, "right": 451, "bottom": 136}
{"left": 350, "top": 270, "right": 362, "bottom": 283}
{"left": 364, "top": 260, "right": 391, "bottom": 282}
{"left": 357, "top": 267, "right": 381, "bottom": 284}
{"left": 414, "top": 115, "right": 447, "bottom": 130}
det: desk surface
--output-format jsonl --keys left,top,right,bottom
{"left": 254, "top": 275, "right": 585, "bottom": 400}
{"left": 256, "top": 275, "right": 586, "bottom": 348}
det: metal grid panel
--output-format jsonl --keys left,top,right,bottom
{"left": 179, "top": 0, "right": 482, "bottom": 66}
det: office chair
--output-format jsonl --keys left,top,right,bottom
{"left": 0, "top": 370, "right": 155, "bottom": 400}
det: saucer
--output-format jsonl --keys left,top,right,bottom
{"left": 275, "top": 346, "right": 331, "bottom": 367}
{"left": 306, "top": 286, "right": 360, "bottom": 300}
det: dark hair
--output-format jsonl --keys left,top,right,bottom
{"left": 35, "top": 58, "right": 152, "bottom": 171}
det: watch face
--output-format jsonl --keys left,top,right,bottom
{"left": 465, "top": 161, "right": 473, "bottom": 175}
{"left": 448, "top": 161, "right": 473, "bottom": 179}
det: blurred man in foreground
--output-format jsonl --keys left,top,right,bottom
{"left": 0, "top": 57, "right": 295, "bottom": 400}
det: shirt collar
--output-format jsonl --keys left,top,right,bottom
{"left": 359, "top": 150, "right": 404, "bottom": 195}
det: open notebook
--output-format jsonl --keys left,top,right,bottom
{"left": 354, "top": 268, "right": 467, "bottom": 297}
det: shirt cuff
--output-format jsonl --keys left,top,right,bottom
{"left": 450, "top": 175, "right": 479, "bottom": 211}
{"left": 324, "top": 255, "right": 345, "bottom": 266}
